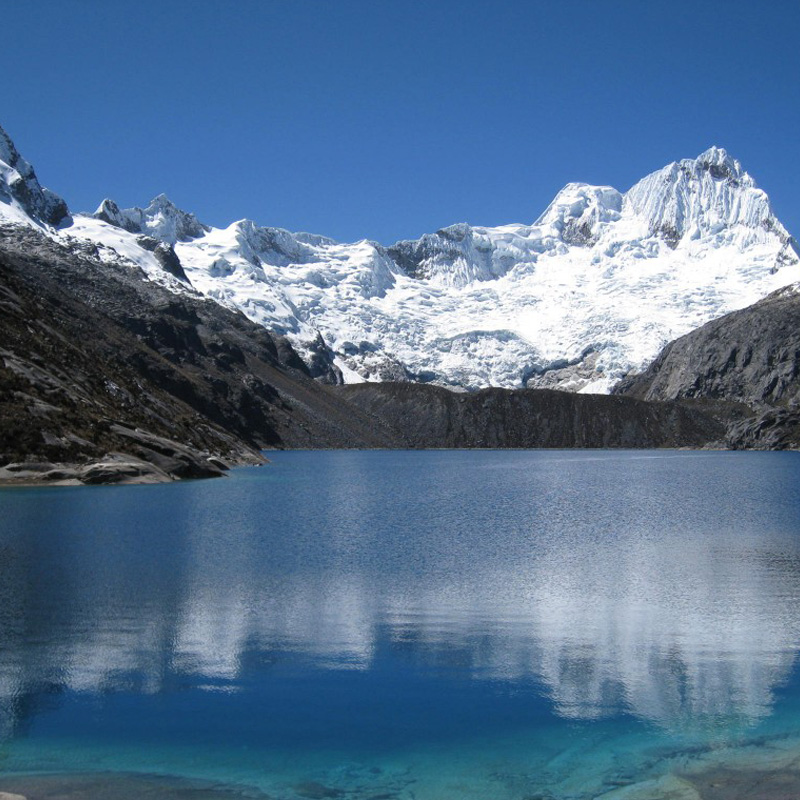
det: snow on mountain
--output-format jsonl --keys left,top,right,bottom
{"left": 169, "top": 146, "right": 799, "bottom": 392}
{"left": 1, "top": 122, "right": 797, "bottom": 393}
{"left": 0, "top": 124, "right": 68, "bottom": 227}
{"left": 0, "top": 129, "right": 192, "bottom": 293}
{"left": 94, "top": 195, "right": 209, "bottom": 245}
{"left": 626, "top": 146, "right": 779, "bottom": 245}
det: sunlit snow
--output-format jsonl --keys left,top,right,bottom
{"left": 1, "top": 143, "right": 797, "bottom": 392}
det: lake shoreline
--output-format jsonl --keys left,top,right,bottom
{"left": 0, "top": 450, "right": 266, "bottom": 487}
{"left": 2, "top": 443, "right": 772, "bottom": 488}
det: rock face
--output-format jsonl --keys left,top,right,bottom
{"left": 615, "top": 284, "right": 800, "bottom": 407}
{"left": 0, "top": 125, "right": 68, "bottom": 226}
{"left": 135, "top": 235, "right": 191, "bottom": 283}
{"left": 0, "top": 224, "right": 405, "bottom": 482}
{"left": 339, "top": 383, "right": 727, "bottom": 449}
{"left": 0, "top": 447, "right": 224, "bottom": 486}
{"left": 614, "top": 284, "right": 800, "bottom": 448}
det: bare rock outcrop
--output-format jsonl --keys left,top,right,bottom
{"left": 614, "top": 284, "right": 800, "bottom": 448}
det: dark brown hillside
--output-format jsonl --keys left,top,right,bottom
{"left": 339, "top": 382, "right": 728, "bottom": 449}
{"left": 0, "top": 225, "right": 403, "bottom": 482}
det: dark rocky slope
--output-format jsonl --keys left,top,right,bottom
{"left": 0, "top": 225, "right": 403, "bottom": 482}
{"left": 614, "top": 285, "right": 800, "bottom": 448}
{"left": 339, "top": 382, "right": 728, "bottom": 449}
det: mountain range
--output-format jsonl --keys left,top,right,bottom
{"left": 1, "top": 122, "right": 798, "bottom": 482}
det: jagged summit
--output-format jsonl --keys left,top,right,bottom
{"left": 0, "top": 124, "right": 68, "bottom": 227}
{"left": 386, "top": 146, "right": 795, "bottom": 291}
{"left": 533, "top": 183, "right": 624, "bottom": 246}
{"left": 693, "top": 145, "right": 746, "bottom": 177}
{"left": 624, "top": 146, "right": 783, "bottom": 249}
{"left": 94, "top": 194, "right": 209, "bottom": 245}
{"left": 0, "top": 126, "right": 21, "bottom": 171}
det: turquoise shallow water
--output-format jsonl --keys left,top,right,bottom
{"left": 2, "top": 450, "right": 800, "bottom": 799}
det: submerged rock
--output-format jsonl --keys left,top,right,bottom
{"left": 292, "top": 782, "right": 344, "bottom": 799}
{"left": 684, "top": 767, "right": 800, "bottom": 800}
{"left": 596, "top": 774, "right": 700, "bottom": 800}
{"left": 0, "top": 773, "right": 271, "bottom": 800}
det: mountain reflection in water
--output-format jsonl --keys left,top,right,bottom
{"left": 2, "top": 449, "right": 800, "bottom": 744}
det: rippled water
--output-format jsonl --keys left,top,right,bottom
{"left": 2, "top": 450, "right": 800, "bottom": 799}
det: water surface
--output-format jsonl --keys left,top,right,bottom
{"left": 2, "top": 450, "right": 800, "bottom": 799}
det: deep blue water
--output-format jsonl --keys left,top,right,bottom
{"left": 2, "top": 450, "right": 800, "bottom": 799}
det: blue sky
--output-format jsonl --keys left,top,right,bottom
{"left": 3, "top": 0, "right": 799, "bottom": 244}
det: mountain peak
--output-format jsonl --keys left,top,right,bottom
{"left": 0, "top": 123, "right": 69, "bottom": 227}
{"left": 534, "top": 183, "right": 623, "bottom": 244}
{"left": 147, "top": 193, "right": 179, "bottom": 211}
{"left": 624, "top": 146, "right": 775, "bottom": 246}
{"left": 93, "top": 195, "right": 209, "bottom": 245}
{"left": 695, "top": 144, "right": 734, "bottom": 165}
{"left": 690, "top": 145, "right": 748, "bottom": 184}
{"left": 0, "top": 125, "right": 23, "bottom": 174}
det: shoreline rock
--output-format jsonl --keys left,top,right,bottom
{"left": 0, "top": 435, "right": 267, "bottom": 487}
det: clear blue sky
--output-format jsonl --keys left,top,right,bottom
{"left": 3, "top": 0, "right": 799, "bottom": 244}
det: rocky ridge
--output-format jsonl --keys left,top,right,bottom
{"left": 0, "top": 224, "right": 404, "bottom": 484}
{"left": 614, "top": 284, "right": 800, "bottom": 448}
{"left": 338, "top": 382, "right": 731, "bottom": 449}
{"left": 0, "top": 127, "right": 68, "bottom": 227}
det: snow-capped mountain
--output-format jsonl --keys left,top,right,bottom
{"left": 94, "top": 195, "right": 209, "bottom": 244}
{"left": 0, "top": 126, "right": 68, "bottom": 227}
{"left": 1, "top": 123, "right": 797, "bottom": 393}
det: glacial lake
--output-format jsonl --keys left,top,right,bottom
{"left": 2, "top": 450, "right": 800, "bottom": 800}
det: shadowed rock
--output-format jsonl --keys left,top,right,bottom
{"left": 0, "top": 224, "right": 404, "bottom": 483}
{"left": 339, "top": 382, "right": 727, "bottom": 449}
{"left": 614, "top": 284, "right": 800, "bottom": 448}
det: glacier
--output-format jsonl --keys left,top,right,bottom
{"left": 0, "top": 125, "right": 797, "bottom": 393}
